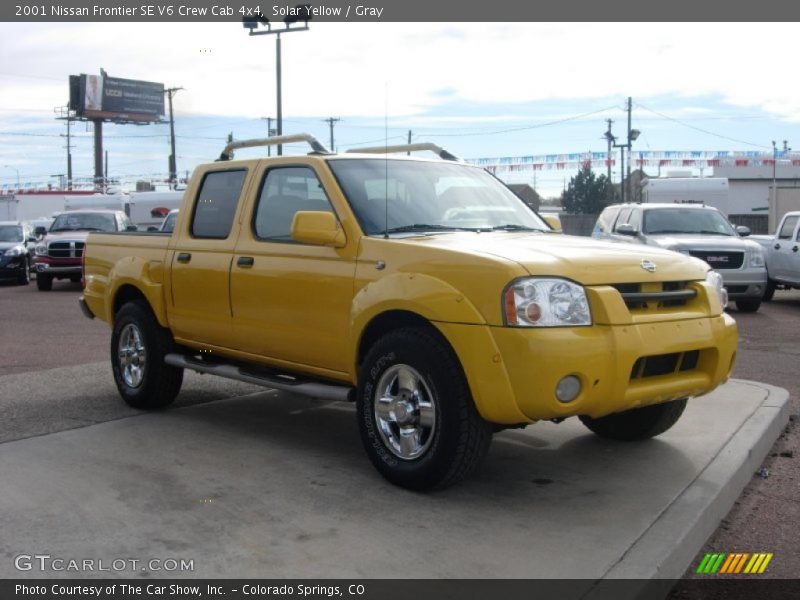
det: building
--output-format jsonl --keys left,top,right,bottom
{"left": 712, "top": 163, "right": 800, "bottom": 215}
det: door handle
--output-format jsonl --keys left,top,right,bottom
{"left": 774, "top": 243, "right": 781, "bottom": 250}
{"left": 177, "top": 252, "right": 191, "bottom": 263}
{"left": 237, "top": 256, "right": 255, "bottom": 267}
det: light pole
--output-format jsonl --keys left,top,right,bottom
{"left": 243, "top": 6, "right": 311, "bottom": 156}
{"left": 603, "top": 125, "right": 640, "bottom": 204}
{"left": 164, "top": 87, "right": 184, "bottom": 189}
{"left": 4, "top": 165, "right": 20, "bottom": 191}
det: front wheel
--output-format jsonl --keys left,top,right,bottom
{"left": 17, "top": 259, "right": 30, "bottom": 285}
{"left": 579, "top": 398, "right": 688, "bottom": 441}
{"left": 111, "top": 301, "right": 183, "bottom": 409}
{"left": 736, "top": 299, "right": 761, "bottom": 313}
{"left": 763, "top": 279, "right": 776, "bottom": 302}
{"left": 357, "top": 327, "right": 492, "bottom": 491}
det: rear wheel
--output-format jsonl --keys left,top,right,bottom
{"left": 579, "top": 398, "right": 688, "bottom": 441}
{"left": 36, "top": 274, "right": 52, "bottom": 291}
{"left": 357, "top": 327, "right": 492, "bottom": 490}
{"left": 111, "top": 301, "right": 183, "bottom": 409}
{"left": 736, "top": 299, "right": 761, "bottom": 313}
{"left": 69, "top": 274, "right": 81, "bottom": 283}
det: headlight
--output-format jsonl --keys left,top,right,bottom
{"left": 706, "top": 270, "right": 728, "bottom": 308}
{"left": 4, "top": 245, "right": 23, "bottom": 257}
{"left": 503, "top": 278, "right": 591, "bottom": 327}
{"left": 667, "top": 247, "right": 691, "bottom": 256}
{"left": 748, "top": 247, "right": 765, "bottom": 268}
{"left": 35, "top": 244, "right": 47, "bottom": 256}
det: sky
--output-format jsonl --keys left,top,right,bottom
{"left": 1, "top": 21, "right": 800, "bottom": 197}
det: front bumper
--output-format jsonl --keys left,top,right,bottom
{"left": 34, "top": 257, "right": 81, "bottom": 276}
{"left": 0, "top": 255, "right": 27, "bottom": 277}
{"left": 719, "top": 268, "right": 768, "bottom": 300}
{"left": 436, "top": 282, "right": 739, "bottom": 425}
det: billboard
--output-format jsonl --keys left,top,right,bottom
{"left": 69, "top": 74, "right": 165, "bottom": 122}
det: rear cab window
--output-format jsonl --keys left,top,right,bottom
{"left": 191, "top": 170, "right": 247, "bottom": 239}
{"left": 778, "top": 215, "right": 799, "bottom": 240}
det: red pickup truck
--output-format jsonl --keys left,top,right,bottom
{"left": 34, "top": 209, "right": 133, "bottom": 290}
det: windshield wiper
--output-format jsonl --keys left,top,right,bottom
{"left": 384, "top": 224, "right": 471, "bottom": 234}
{"left": 488, "top": 224, "right": 546, "bottom": 232}
{"left": 696, "top": 230, "right": 731, "bottom": 236}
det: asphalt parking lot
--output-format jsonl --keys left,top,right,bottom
{"left": 0, "top": 277, "right": 798, "bottom": 590}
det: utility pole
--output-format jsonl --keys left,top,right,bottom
{"left": 323, "top": 117, "right": 340, "bottom": 152}
{"left": 626, "top": 96, "right": 633, "bottom": 202}
{"left": 54, "top": 104, "right": 75, "bottom": 190}
{"left": 261, "top": 117, "right": 274, "bottom": 156}
{"left": 164, "top": 87, "right": 183, "bottom": 190}
{"left": 605, "top": 119, "right": 614, "bottom": 182}
{"left": 104, "top": 150, "right": 108, "bottom": 190}
{"left": 407, "top": 130, "right": 412, "bottom": 155}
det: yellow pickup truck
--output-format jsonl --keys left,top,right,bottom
{"left": 81, "top": 134, "right": 738, "bottom": 490}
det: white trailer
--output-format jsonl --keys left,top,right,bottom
{"left": 641, "top": 177, "right": 734, "bottom": 214}
{"left": 63, "top": 194, "right": 128, "bottom": 212}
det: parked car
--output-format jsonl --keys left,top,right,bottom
{"left": 0, "top": 220, "right": 35, "bottom": 285}
{"left": 80, "top": 133, "right": 737, "bottom": 490}
{"left": 592, "top": 203, "right": 767, "bottom": 312}
{"left": 751, "top": 211, "right": 800, "bottom": 299}
{"left": 34, "top": 210, "right": 134, "bottom": 291}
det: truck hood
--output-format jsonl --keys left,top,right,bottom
{"left": 0, "top": 241, "right": 25, "bottom": 251}
{"left": 411, "top": 232, "right": 709, "bottom": 284}
{"left": 646, "top": 234, "right": 761, "bottom": 253}
{"left": 43, "top": 230, "right": 93, "bottom": 243}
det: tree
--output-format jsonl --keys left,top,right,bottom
{"left": 561, "top": 164, "right": 617, "bottom": 214}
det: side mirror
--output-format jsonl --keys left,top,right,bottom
{"left": 615, "top": 223, "right": 639, "bottom": 236}
{"left": 147, "top": 226, "right": 159, "bottom": 232}
{"left": 27, "top": 236, "right": 36, "bottom": 243}
{"left": 34, "top": 226, "right": 47, "bottom": 237}
{"left": 541, "top": 214, "right": 562, "bottom": 232}
{"left": 735, "top": 225, "right": 751, "bottom": 237}
{"left": 126, "top": 225, "right": 139, "bottom": 232}
{"left": 291, "top": 211, "right": 346, "bottom": 248}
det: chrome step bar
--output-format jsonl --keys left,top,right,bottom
{"left": 164, "top": 353, "right": 353, "bottom": 402}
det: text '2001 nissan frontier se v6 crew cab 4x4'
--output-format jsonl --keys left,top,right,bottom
{"left": 80, "top": 134, "right": 738, "bottom": 490}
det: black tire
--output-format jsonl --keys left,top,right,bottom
{"left": 763, "top": 279, "right": 776, "bottom": 302}
{"left": 36, "top": 274, "right": 52, "bottom": 291}
{"left": 111, "top": 300, "right": 183, "bottom": 409}
{"left": 69, "top": 275, "right": 81, "bottom": 283}
{"left": 357, "top": 327, "right": 493, "bottom": 491}
{"left": 17, "top": 259, "right": 30, "bottom": 285}
{"left": 579, "top": 398, "right": 688, "bottom": 441}
{"left": 736, "top": 299, "right": 761, "bottom": 313}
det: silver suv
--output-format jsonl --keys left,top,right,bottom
{"left": 592, "top": 203, "right": 767, "bottom": 312}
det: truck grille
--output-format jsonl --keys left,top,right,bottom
{"left": 47, "top": 241, "right": 85, "bottom": 259}
{"left": 612, "top": 281, "right": 696, "bottom": 311}
{"left": 688, "top": 251, "right": 743, "bottom": 270}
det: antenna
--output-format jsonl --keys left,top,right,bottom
{"left": 384, "top": 82, "right": 389, "bottom": 239}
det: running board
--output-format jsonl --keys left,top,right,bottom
{"left": 164, "top": 354, "right": 354, "bottom": 402}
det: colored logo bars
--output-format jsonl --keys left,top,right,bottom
{"left": 696, "top": 552, "right": 773, "bottom": 575}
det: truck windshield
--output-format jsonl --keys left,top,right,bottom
{"left": 50, "top": 213, "right": 117, "bottom": 232}
{"left": 643, "top": 208, "right": 735, "bottom": 236}
{"left": 0, "top": 225, "right": 23, "bottom": 242}
{"left": 328, "top": 159, "right": 549, "bottom": 235}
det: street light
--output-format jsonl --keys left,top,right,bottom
{"left": 3, "top": 165, "right": 20, "bottom": 191}
{"left": 243, "top": 6, "right": 311, "bottom": 156}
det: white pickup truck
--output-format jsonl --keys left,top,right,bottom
{"left": 751, "top": 211, "right": 800, "bottom": 300}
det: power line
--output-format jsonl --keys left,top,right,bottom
{"left": 636, "top": 103, "right": 769, "bottom": 149}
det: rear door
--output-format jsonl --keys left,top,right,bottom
{"left": 168, "top": 167, "right": 250, "bottom": 348}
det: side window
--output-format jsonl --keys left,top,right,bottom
{"left": 253, "top": 166, "right": 334, "bottom": 242}
{"left": 778, "top": 215, "right": 798, "bottom": 240}
{"left": 191, "top": 169, "right": 246, "bottom": 239}
{"left": 627, "top": 208, "right": 642, "bottom": 231}
{"left": 614, "top": 208, "right": 632, "bottom": 231}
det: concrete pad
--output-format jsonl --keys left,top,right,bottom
{"left": 0, "top": 377, "right": 788, "bottom": 581}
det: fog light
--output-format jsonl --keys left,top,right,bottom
{"left": 555, "top": 375, "right": 582, "bottom": 403}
